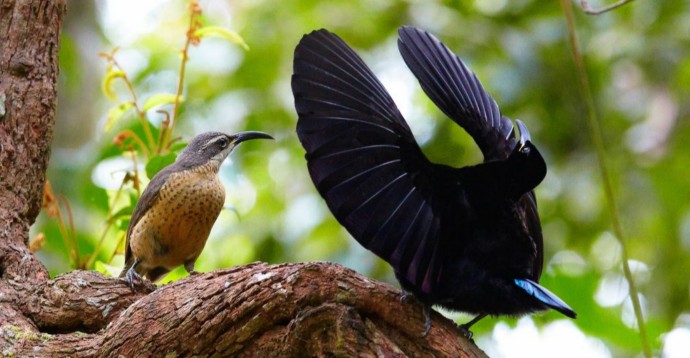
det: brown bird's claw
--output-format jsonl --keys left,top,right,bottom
{"left": 184, "top": 260, "right": 199, "bottom": 276}
{"left": 123, "top": 267, "right": 144, "bottom": 290}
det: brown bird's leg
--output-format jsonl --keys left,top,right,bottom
{"left": 123, "top": 258, "right": 143, "bottom": 289}
{"left": 184, "top": 259, "right": 199, "bottom": 275}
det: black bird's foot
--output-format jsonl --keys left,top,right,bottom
{"left": 422, "top": 305, "right": 432, "bottom": 336}
{"left": 188, "top": 270, "right": 200, "bottom": 276}
{"left": 457, "top": 323, "right": 474, "bottom": 340}
{"left": 399, "top": 289, "right": 411, "bottom": 304}
{"left": 397, "top": 290, "right": 431, "bottom": 336}
{"left": 457, "top": 313, "right": 488, "bottom": 340}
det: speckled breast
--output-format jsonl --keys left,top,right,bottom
{"left": 131, "top": 163, "right": 226, "bottom": 270}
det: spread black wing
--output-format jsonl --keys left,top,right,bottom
{"left": 397, "top": 26, "right": 543, "bottom": 280}
{"left": 398, "top": 26, "right": 516, "bottom": 162}
{"left": 119, "top": 166, "right": 174, "bottom": 277}
{"left": 293, "top": 29, "right": 449, "bottom": 294}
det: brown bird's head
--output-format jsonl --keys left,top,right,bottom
{"left": 177, "top": 131, "right": 274, "bottom": 170}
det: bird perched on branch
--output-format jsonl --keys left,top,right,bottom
{"left": 292, "top": 26, "right": 575, "bottom": 336}
{"left": 119, "top": 131, "right": 273, "bottom": 287}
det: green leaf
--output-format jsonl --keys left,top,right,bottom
{"left": 142, "top": 93, "right": 184, "bottom": 112}
{"left": 109, "top": 206, "right": 133, "bottom": 223}
{"left": 94, "top": 260, "right": 122, "bottom": 277}
{"left": 194, "top": 26, "right": 250, "bottom": 50}
{"left": 117, "top": 217, "right": 131, "bottom": 232}
{"left": 145, "top": 152, "right": 177, "bottom": 179}
{"left": 169, "top": 141, "right": 188, "bottom": 153}
{"left": 102, "top": 68, "right": 126, "bottom": 101}
{"left": 105, "top": 102, "right": 134, "bottom": 132}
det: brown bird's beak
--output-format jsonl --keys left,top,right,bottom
{"left": 231, "top": 131, "right": 274, "bottom": 145}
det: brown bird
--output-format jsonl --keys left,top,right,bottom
{"left": 119, "top": 131, "right": 273, "bottom": 287}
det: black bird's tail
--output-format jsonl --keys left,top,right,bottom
{"left": 514, "top": 278, "right": 577, "bottom": 318}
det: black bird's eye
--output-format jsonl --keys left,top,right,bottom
{"left": 520, "top": 146, "right": 531, "bottom": 155}
{"left": 218, "top": 137, "right": 229, "bottom": 148}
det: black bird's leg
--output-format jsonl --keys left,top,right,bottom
{"left": 397, "top": 289, "right": 432, "bottom": 336}
{"left": 184, "top": 259, "right": 198, "bottom": 275}
{"left": 422, "top": 305, "right": 432, "bottom": 336}
{"left": 458, "top": 313, "right": 488, "bottom": 339}
{"left": 123, "top": 258, "right": 143, "bottom": 289}
{"left": 399, "top": 289, "right": 411, "bottom": 303}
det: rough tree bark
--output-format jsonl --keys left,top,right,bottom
{"left": 0, "top": 1, "right": 487, "bottom": 356}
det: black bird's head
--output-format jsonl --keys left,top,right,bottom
{"left": 506, "top": 120, "right": 547, "bottom": 197}
{"left": 177, "top": 131, "right": 274, "bottom": 170}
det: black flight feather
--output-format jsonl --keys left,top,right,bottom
{"left": 292, "top": 27, "right": 575, "bottom": 326}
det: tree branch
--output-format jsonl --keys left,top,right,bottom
{"left": 16, "top": 270, "right": 154, "bottom": 333}
{"left": 0, "top": 1, "right": 484, "bottom": 356}
{"left": 0, "top": 0, "right": 65, "bottom": 282}
{"left": 3, "top": 262, "right": 486, "bottom": 357}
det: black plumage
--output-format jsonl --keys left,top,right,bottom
{"left": 291, "top": 26, "right": 575, "bottom": 335}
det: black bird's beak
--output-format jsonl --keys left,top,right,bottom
{"left": 516, "top": 120, "right": 531, "bottom": 150}
{"left": 231, "top": 131, "right": 274, "bottom": 145}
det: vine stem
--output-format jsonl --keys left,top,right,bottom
{"left": 579, "top": 0, "right": 636, "bottom": 15}
{"left": 110, "top": 57, "right": 156, "bottom": 154}
{"left": 84, "top": 175, "right": 129, "bottom": 270}
{"left": 560, "top": 1, "right": 651, "bottom": 357}
{"left": 162, "top": 1, "right": 201, "bottom": 153}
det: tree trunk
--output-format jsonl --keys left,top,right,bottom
{"left": 0, "top": 1, "right": 487, "bottom": 356}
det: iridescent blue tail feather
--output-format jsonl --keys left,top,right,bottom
{"left": 514, "top": 278, "right": 576, "bottom": 318}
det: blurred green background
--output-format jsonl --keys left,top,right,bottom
{"left": 32, "top": 0, "right": 690, "bottom": 356}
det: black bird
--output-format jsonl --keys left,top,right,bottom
{"left": 291, "top": 26, "right": 575, "bottom": 336}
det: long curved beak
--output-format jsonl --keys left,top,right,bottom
{"left": 516, "top": 120, "right": 531, "bottom": 149}
{"left": 231, "top": 131, "right": 274, "bottom": 145}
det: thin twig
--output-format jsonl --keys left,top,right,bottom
{"left": 114, "top": 129, "right": 151, "bottom": 158}
{"left": 560, "top": 1, "right": 651, "bottom": 357}
{"left": 85, "top": 176, "right": 128, "bottom": 269}
{"left": 109, "top": 232, "right": 127, "bottom": 264}
{"left": 57, "top": 195, "right": 80, "bottom": 269}
{"left": 579, "top": 0, "right": 636, "bottom": 15}
{"left": 164, "top": 1, "right": 202, "bottom": 153}
{"left": 108, "top": 57, "right": 157, "bottom": 154}
{"left": 156, "top": 110, "right": 171, "bottom": 154}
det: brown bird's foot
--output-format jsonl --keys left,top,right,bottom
{"left": 123, "top": 266, "right": 144, "bottom": 290}
{"left": 184, "top": 260, "right": 199, "bottom": 276}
